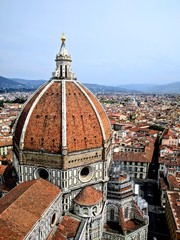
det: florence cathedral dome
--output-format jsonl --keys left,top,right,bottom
{"left": 13, "top": 34, "right": 111, "bottom": 172}
{"left": 0, "top": 35, "right": 149, "bottom": 240}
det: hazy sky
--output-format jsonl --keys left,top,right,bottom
{"left": 1, "top": 1, "right": 180, "bottom": 86}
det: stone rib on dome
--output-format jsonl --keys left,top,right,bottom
{"left": 66, "top": 81, "right": 104, "bottom": 152}
{"left": 14, "top": 84, "right": 47, "bottom": 146}
{"left": 23, "top": 81, "right": 62, "bottom": 152}
{"left": 80, "top": 83, "right": 111, "bottom": 141}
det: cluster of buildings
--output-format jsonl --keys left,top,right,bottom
{"left": 0, "top": 35, "right": 180, "bottom": 239}
{"left": 0, "top": 102, "right": 23, "bottom": 165}
{"left": 112, "top": 123, "right": 157, "bottom": 180}
{"left": 158, "top": 129, "right": 180, "bottom": 240}
{"left": 0, "top": 35, "right": 149, "bottom": 240}
{"left": 0, "top": 102, "right": 23, "bottom": 194}
{"left": 99, "top": 93, "right": 180, "bottom": 130}
{"left": 0, "top": 88, "right": 33, "bottom": 187}
{"left": 99, "top": 93, "right": 180, "bottom": 239}
{"left": 0, "top": 91, "right": 32, "bottom": 102}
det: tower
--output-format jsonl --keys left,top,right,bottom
{"left": 103, "top": 161, "right": 149, "bottom": 239}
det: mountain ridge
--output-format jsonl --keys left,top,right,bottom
{"left": 0, "top": 76, "right": 180, "bottom": 93}
{"left": 120, "top": 82, "right": 180, "bottom": 93}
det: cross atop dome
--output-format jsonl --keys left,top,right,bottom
{"left": 61, "top": 33, "right": 66, "bottom": 43}
{"left": 52, "top": 33, "right": 76, "bottom": 80}
{"left": 59, "top": 33, "right": 70, "bottom": 58}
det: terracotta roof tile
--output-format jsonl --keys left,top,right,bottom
{"left": 167, "top": 191, "right": 180, "bottom": 230}
{"left": 79, "top": 83, "right": 111, "bottom": 141}
{"left": 24, "top": 82, "right": 62, "bottom": 153}
{"left": 0, "top": 165, "right": 7, "bottom": 175}
{"left": 0, "top": 140, "right": 12, "bottom": 147}
{"left": 163, "top": 129, "right": 176, "bottom": 139}
{"left": 113, "top": 149, "right": 153, "bottom": 163}
{"left": 14, "top": 80, "right": 111, "bottom": 159}
{"left": 74, "top": 186, "right": 102, "bottom": 206}
{"left": 159, "top": 177, "right": 168, "bottom": 190}
{"left": 119, "top": 185, "right": 132, "bottom": 192}
{"left": 124, "top": 220, "right": 136, "bottom": 231}
{"left": 52, "top": 215, "right": 80, "bottom": 240}
{"left": 168, "top": 174, "right": 180, "bottom": 189}
{"left": 119, "top": 206, "right": 144, "bottom": 232}
{"left": 66, "top": 82, "right": 103, "bottom": 152}
{"left": 0, "top": 178, "right": 60, "bottom": 239}
{"left": 14, "top": 84, "right": 46, "bottom": 145}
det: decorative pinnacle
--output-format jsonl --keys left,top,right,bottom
{"left": 61, "top": 33, "right": 66, "bottom": 43}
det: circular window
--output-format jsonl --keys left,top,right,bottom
{"left": 79, "top": 166, "right": 93, "bottom": 182}
{"left": 51, "top": 213, "right": 57, "bottom": 227}
{"left": 81, "top": 167, "right": 89, "bottom": 177}
{"left": 34, "top": 167, "right": 49, "bottom": 180}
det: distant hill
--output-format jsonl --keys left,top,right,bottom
{"left": 0, "top": 77, "right": 130, "bottom": 93}
{"left": 0, "top": 76, "right": 26, "bottom": 89}
{"left": 120, "top": 84, "right": 155, "bottom": 92}
{"left": 83, "top": 83, "right": 129, "bottom": 93}
{"left": 0, "top": 76, "right": 180, "bottom": 93}
{"left": 0, "top": 76, "right": 47, "bottom": 92}
{"left": 11, "top": 78, "right": 47, "bottom": 89}
{"left": 120, "top": 82, "right": 180, "bottom": 93}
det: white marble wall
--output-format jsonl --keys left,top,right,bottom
{"left": 17, "top": 160, "right": 108, "bottom": 189}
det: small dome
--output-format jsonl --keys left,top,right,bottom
{"left": 114, "top": 173, "right": 129, "bottom": 183}
{"left": 74, "top": 186, "right": 103, "bottom": 206}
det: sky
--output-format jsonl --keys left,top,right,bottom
{"left": 0, "top": 0, "right": 180, "bottom": 86}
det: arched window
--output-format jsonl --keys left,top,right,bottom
{"left": 65, "top": 65, "right": 67, "bottom": 78}
{"left": 92, "top": 206, "right": 97, "bottom": 216}
{"left": 110, "top": 208, "right": 114, "bottom": 220}
{"left": 125, "top": 207, "right": 128, "bottom": 218}
{"left": 137, "top": 233, "right": 141, "bottom": 240}
{"left": 83, "top": 207, "right": 88, "bottom": 215}
{"left": 140, "top": 173, "right": 143, "bottom": 179}
{"left": 60, "top": 65, "right": 62, "bottom": 77}
{"left": 51, "top": 213, "right": 57, "bottom": 227}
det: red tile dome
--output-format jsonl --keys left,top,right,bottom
{"left": 74, "top": 186, "right": 103, "bottom": 206}
{"left": 14, "top": 79, "right": 111, "bottom": 153}
{"left": 13, "top": 35, "right": 111, "bottom": 170}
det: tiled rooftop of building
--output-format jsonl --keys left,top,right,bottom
{"left": 52, "top": 215, "right": 80, "bottom": 240}
{"left": 163, "top": 129, "right": 177, "bottom": 139}
{"left": 118, "top": 185, "right": 132, "bottom": 193}
{"left": 124, "top": 219, "right": 138, "bottom": 231}
{"left": 167, "top": 191, "right": 180, "bottom": 231}
{"left": 159, "top": 156, "right": 180, "bottom": 166}
{"left": 0, "top": 165, "right": 7, "bottom": 175}
{"left": 159, "top": 176, "right": 168, "bottom": 190}
{"left": 113, "top": 147, "right": 153, "bottom": 163}
{"left": 0, "top": 139, "right": 12, "bottom": 147}
{"left": 0, "top": 178, "right": 61, "bottom": 239}
{"left": 118, "top": 173, "right": 128, "bottom": 182}
{"left": 168, "top": 174, "right": 180, "bottom": 189}
{"left": 176, "top": 172, "right": 180, "bottom": 178}
{"left": 106, "top": 209, "right": 145, "bottom": 235}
